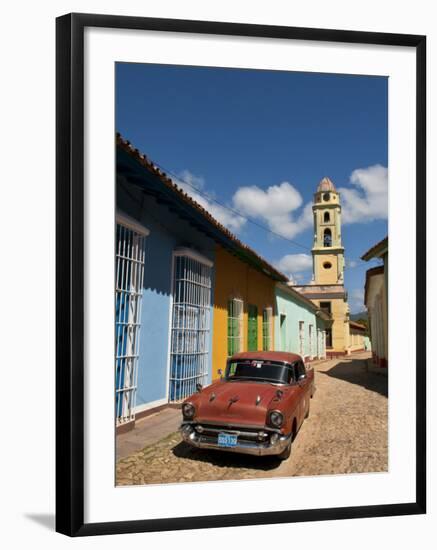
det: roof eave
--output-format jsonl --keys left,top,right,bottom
{"left": 361, "top": 237, "right": 388, "bottom": 261}
{"left": 117, "top": 135, "right": 288, "bottom": 282}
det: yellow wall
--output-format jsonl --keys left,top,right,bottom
{"left": 212, "top": 245, "right": 277, "bottom": 380}
{"left": 313, "top": 297, "right": 348, "bottom": 352}
{"left": 349, "top": 328, "right": 366, "bottom": 352}
{"left": 314, "top": 253, "right": 340, "bottom": 284}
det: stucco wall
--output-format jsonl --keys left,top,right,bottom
{"left": 314, "top": 252, "right": 341, "bottom": 284}
{"left": 365, "top": 271, "right": 387, "bottom": 367}
{"left": 212, "top": 246, "right": 276, "bottom": 380}
{"left": 349, "top": 328, "right": 367, "bottom": 352}
{"left": 275, "top": 286, "right": 325, "bottom": 359}
{"left": 117, "top": 177, "right": 216, "bottom": 409}
{"left": 312, "top": 297, "right": 348, "bottom": 353}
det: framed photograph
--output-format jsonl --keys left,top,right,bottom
{"left": 56, "top": 13, "right": 426, "bottom": 536}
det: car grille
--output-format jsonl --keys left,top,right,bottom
{"left": 194, "top": 424, "right": 270, "bottom": 443}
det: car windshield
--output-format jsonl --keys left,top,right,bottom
{"left": 225, "top": 359, "right": 295, "bottom": 384}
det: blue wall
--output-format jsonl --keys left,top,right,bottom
{"left": 117, "top": 176, "right": 216, "bottom": 409}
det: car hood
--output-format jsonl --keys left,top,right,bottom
{"left": 195, "top": 380, "right": 293, "bottom": 427}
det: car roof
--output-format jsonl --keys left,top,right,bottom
{"left": 229, "top": 351, "right": 303, "bottom": 364}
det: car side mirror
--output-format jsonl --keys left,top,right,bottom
{"left": 196, "top": 382, "right": 203, "bottom": 393}
{"left": 298, "top": 373, "right": 306, "bottom": 381}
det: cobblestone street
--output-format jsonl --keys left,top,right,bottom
{"left": 116, "top": 352, "right": 387, "bottom": 485}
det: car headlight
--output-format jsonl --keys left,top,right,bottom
{"left": 182, "top": 402, "right": 196, "bottom": 419}
{"left": 268, "top": 410, "right": 284, "bottom": 428}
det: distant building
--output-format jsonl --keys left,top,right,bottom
{"left": 348, "top": 321, "right": 368, "bottom": 353}
{"left": 362, "top": 237, "right": 388, "bottom": 368}
{"left": 293, "top": 177, "right": 350, "bottom": 356}
{"left": 275, "top": 283, "right": 331, "bottom": 360}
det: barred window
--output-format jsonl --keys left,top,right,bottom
{"left": 262, "top": 307, "right": 273, "bottom": 351}
{"left": 169, "top": 253, "right": 212, "bottom": 402}
{"left": 228, "top": 298, "right": 244, "bottom": 356}
{"left": 299, "top": 321, "right": 305, "bottom": 356}
{"left": 115, "top": 220, "right": 147, "bottom": 425}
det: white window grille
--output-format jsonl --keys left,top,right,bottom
{"left": 169, "top": 252, "right": 212, "bottom": 402}
{"left": 228, "top": 298, "right": 244, "bottom": 356}
{"left": 262, "top": 307, "right": 273, "bottom": 351}
{"left": 115, "top": 219, "right": 147, "bottom": 425}
{"left": 309, "top": 324, "right": 314, "bottom": 359}
{"left": 299, "top": 321, "right": 305, "bottom": 356}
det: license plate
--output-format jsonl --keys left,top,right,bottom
{"left": 218, "top": 433, "right": 238, "bottom": 447}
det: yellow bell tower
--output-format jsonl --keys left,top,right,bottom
{"left": 312, "top": 177, "right": 345, "bottom": 285}
{"left": 293, "top": 177, "right": 350, "bottom": 355}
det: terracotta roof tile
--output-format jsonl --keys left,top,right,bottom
{"left": 349, "top": 320, "right": 367, "bottom": 331}
{"left": 117, "top": 134, "right": 288, "bottom": 282}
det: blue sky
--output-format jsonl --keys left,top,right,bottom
{"left": 116, "top": 63, "right": 388, "bottom": 313}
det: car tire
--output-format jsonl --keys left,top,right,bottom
{"left": 278, "top": 439, "right": 292, "bottom": 461}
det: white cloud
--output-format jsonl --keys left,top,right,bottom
{"left": 175, "top": 170, "right": 246, "bottom": 233}
{"left": 349, "top": 288, "right": 365, "bottom": 314}
{"left": 174, "top": 164, "right": 388, "bottom": 243}
{"left": 339, "top": 164, "right": 388, "bottom": 224}
{"left": 177, "top": 169, "right": 206, "bottom": 191}
{"left": 232, "top": 182, "right": 313, "bottom": 239}
{"left": 345, "top": 258, "right": 358, "bottom": 269}
{"left": 275, "top": 253, "right": 313, "bottom": 280}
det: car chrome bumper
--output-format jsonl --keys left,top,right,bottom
{"left": 180, "top": 423, "right": 292, "bottom": 457}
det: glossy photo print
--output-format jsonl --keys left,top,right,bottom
{"left": 114, "top": 63, "right": 388, "bottom": 486}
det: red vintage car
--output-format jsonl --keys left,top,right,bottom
{"left": 180, "top": 351, "right": 315, "bottom": 460}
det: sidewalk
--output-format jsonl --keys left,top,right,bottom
{"left": 116, "top": 406, "right": 181, "bottom": 461}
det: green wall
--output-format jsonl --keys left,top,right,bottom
{"left": 275, "top": 286, "right": 326, "bottom": 359}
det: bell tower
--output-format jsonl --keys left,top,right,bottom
{"left": 293, "top": 176, "right": 350, "bottom": 355}
{"left": 311, "top": 177, "right": 345, "bottom": 285}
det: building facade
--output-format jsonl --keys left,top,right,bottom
{"left": 116, "top": 135, "right": 289, "bottom": 428}
{"left": 348, "top": 321, "right": 368, "bottom": 353}
{"left": 116, "top": 140, "right": 217, "bottom": 428}
{"left": 275, "top": 283, "right": 330, "bottom": 360}
{"left": 362, "top": 237, "right": 388, "bottom": 368}
{"left": 211, "top": 246, "right": 279, "bottom": 380}
{"left": 293, "top": 177, "right": 350, "bottom": 355}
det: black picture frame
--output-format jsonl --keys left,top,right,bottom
{"left": 56, "top": 12, "right": 426, "bottom": 537}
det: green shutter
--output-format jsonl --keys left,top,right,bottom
{"left": 248, "top": 304, "right": 258, "bottom": 351}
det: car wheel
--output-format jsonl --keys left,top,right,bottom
{"left": 278, "top": 439, "right": 292, "bottom": 461}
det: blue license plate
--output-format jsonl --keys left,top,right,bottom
{"left": 218, "top": 433, "right": 238, "bottom": 447}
